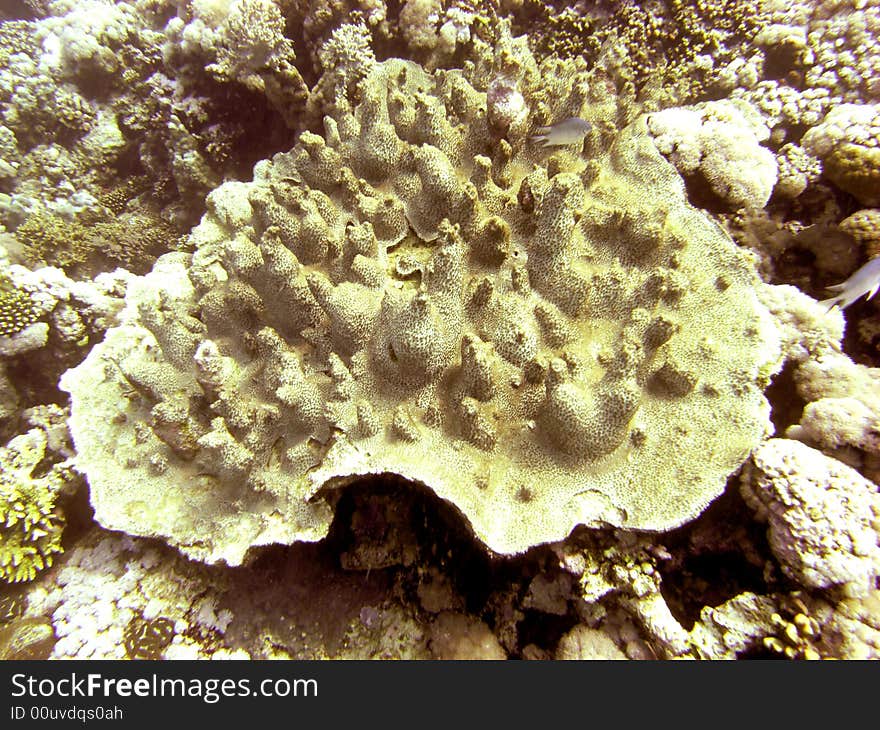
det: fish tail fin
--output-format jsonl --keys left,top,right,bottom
{"left": 530, "top": 131, "right": 550, "bottom": 145}
{"left": 819, "top": 295, "right": 844, "bottom": 311}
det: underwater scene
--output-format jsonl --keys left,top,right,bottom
{"left": 0, "top": 0, "right": 878, "bottom": 660}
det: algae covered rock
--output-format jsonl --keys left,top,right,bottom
{"left": 61, "top": 54, "right": 780, "bottom": 565}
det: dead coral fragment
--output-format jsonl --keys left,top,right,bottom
{"left": 802, "top": 104, "right": 880, "bottom": 206}
{"left": 742, "top": 438, "right": 880, "bottom": 596}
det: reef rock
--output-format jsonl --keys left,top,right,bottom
{"left": 61, "top": 53, "right": 781, "bottom": 565}
{"left": 742, "top": 438, "right": 880, "bottom": 596}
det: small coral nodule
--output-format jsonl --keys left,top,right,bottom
{"left": 123, "top": 616, "right": 175, "bottom": 660}
{"left": 0, "top": 280, "right": 39, "bottom": 338}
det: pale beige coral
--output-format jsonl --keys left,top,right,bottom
{"left": 399, "top": 0, "right": 443, "bottom": 51}
{"left": 758, "top": 2, "right": 879, "bottom": 103}
{"left": 840, "top": 208, "right": 880, "bottom": 257}
{"left": 785, "top": 349, "right": 880, "bottom": 476}
{"left": 315, "top": 20, "right": 377, "bottom": 99}
{"left": 61, "top": 48, "right": 780, "bottom": 565}
{"left": 171, "top": 0, "right": 307, "bottom": 125}
{"left": 774, "top": 143, "right": 822, "bottom": 199}
{"left": 756, "top": 284, "right": 844, "bottom": 364}
{"left": 801, "top": 2, "right": 880, "bottom": 102}
{"left": 756, "top": 282, "right": 880, "bottom": 479}
{"left": 732, "top": 82, "right": 832, "bottom": 141}
{"left": 646, "top": 100, "right": 778, "bottom": 209}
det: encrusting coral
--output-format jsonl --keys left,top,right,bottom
{"left": 61, "top": 26, "right": 781, "bottom": 565}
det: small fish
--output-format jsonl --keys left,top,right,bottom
{"left": 531, "top": 117, "right": 593, "bottom": 147}
{"left": 820, "top": 256, "right": 880, "bottom": 310}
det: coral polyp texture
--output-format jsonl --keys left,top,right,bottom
{"left": 61, "top": 54, "right": 780, "bottom": 565}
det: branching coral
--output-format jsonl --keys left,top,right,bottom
{"left": 204, "top": 0, "right": 308, "bottom": 125}
{"left": 521, "top": 0, "right": 768, "bottom": 106}
{"left": 15, "top": 208, "right": 179, "bottom": 275}
{"left": 0, "top": 430, "right": 65, "bottom": 584}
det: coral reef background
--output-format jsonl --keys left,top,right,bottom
{"left": 0, "top": 0, "right": 878, "bottom": 660}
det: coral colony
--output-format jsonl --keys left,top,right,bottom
{"left": 0, "top": 0, "right": 878, "bottom": 660}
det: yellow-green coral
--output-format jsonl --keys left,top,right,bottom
{"left": 826, "top": 143, "right": 880, "bottom": 206}
{"left": 0, "top": 433, "right": 64, "bottom": 584}
{"left": 97, "top": 175, "right": 156, "bottom": 216}
{"left": 15, "top": 208, "right": 177, "bottom": 274}
{"left": 0, "top": 279, "right": 39, "bottom": 337}
{"left": 15, "top": 212, "right": 94, "bottom": 270}
{"left": 62, "top": 48, "right": 781, "bottom": 566}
